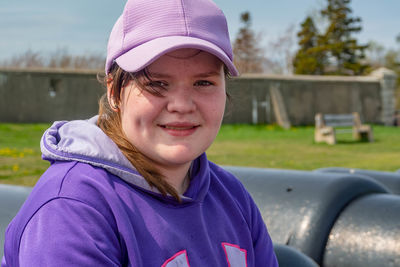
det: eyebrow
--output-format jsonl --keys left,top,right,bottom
{"left": 193, "top": 71, "right": 222, "bottom": 78}
{"left": 148, "top": 71, "right": 222, "bottom": 79}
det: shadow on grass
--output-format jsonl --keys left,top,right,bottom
{"left": 336, "top": 140, "right": 375, "bottom": 145}
{"left": 0, "top": 175, "right": 12, "bottom": 180}
{"left": 313, "top": 138, "right": 378, "bottom": 145}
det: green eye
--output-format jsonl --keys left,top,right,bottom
{"left": 195, "top": 80, "right": 213, "bottom": 86}
{"left": 147, "top": 81, "right": 168, "bottom": 88}
{"left": 157, "top": 81, "right": 168, "bottom": 87}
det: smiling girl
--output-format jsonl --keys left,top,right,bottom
{"left": 2, "top": 0, "right": 278, "bottom": 266}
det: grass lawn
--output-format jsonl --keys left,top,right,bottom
{"left": 1, "top": 123, "right": 399, "bottom": 187}
{"left": 0, "top": 123, "right": 50, "bottom": 187}
{"left": 209, "top": 124, "right": 400, "bottom": 171}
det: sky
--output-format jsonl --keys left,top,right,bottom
{"left": 0, "top": 0, "right": 399, "bottom": 61}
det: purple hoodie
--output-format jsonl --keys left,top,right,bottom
{"left": 2, "top": 117, "right": 277, "bottom": 266}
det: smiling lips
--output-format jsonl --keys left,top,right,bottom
{"left": 159, "top": 122, "right": 200, "bottom": 137}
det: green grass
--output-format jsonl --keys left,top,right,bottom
{"left": 208, "top": 124, "right": 400, "bottom": 171}
{"left": 1, "top": 123, "right": 399, "bottom": 187}
{"left": 0, "top": 123, "right": 50, "bottom": 186}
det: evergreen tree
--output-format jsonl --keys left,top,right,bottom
{"left": 293, "top": 16, "right": 325, "bottom": 74}
{"left": 233, "top": 12, "right": 264, "bottom": 74}
{"left": 319, "top": 0, "right": 369, "bottom": 75}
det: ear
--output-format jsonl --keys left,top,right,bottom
{"left": 106, "top": 76, "right": 119, "bottom": 111}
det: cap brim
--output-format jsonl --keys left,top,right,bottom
{"left": 115, "top": 36, "right": 239, "bottom": 76}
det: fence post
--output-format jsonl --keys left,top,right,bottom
{"left": 370, "top": 67, "right": 398, "bottom": 126}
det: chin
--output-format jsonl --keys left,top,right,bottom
{"left": 166, "top": 152, "right": 199, "bottom": 163}
{"left": 160, "top": 149, "right": 202, "bottom": 165}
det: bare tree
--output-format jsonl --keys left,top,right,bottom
{"left": 0, "top": 48, "right": 105, "bottom": 70}
{"left": 263, "top": 25, "right": 296, "bottom": 75}
{"left": 233, "top": 12, "right": 265, "bottom": 74}
{"left": 1, "top": 50, "right": 44, "bottom": 68}
{"left": 365, "top": 41, "right": 386, "bottom": 68}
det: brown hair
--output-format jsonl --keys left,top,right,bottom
{"left": 97, "top": 63, "right": 180, "bottom": 200}
{"left": 97, "top": 62, "right": 231, "bottom": 201}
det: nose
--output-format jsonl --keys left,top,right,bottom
{"left": 166, "top": 87, "right": 196, "bottom": 114}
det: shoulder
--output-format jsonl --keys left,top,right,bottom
{"left": 207, "top": 161, "right": 270, "bottom": 225}
{"left": 208, "top": 161, "right": 249, "bottom": 197}
{"left": 31, "top": 161, "right": 117, "bottom": 203}
{"left": 9, "top": 195, "right": 122, "bottom": 266}
{"left": 10, "top": 161, "right": 122, "bottom": 233}
{"left": 3, "top": 161, "right": 123, "bottom": 265}
{"left": 207, "top": 162, "right": 255, "bottom": 214}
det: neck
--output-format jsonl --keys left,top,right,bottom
{"left": 159, "top": 162, "right": 191, "bottom": 195}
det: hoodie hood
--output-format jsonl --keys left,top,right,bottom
{"left": 40, "top": 116, "right": 210, "bottom": 203}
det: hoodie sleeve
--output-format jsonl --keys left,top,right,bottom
{"left": 236, "top": 182, "right": 278, "bottom": 267}
{"left": 212, "top": 164, "right": 278, "bottom": 266}
{"left": 18, "top": 198, "right": 123, "bottom": 267}
{"left": 247, "top": 194, "right": 279, "bottom": 267}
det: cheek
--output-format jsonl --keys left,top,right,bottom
{"left": 216, "top": 89, "right": 227, "bottom": 114}
{"left": 119, "top": 92, "right": 145, "bottom": 133}
{"left": 120, "top": 92, "right": 163, "bottom": 134}
{"left": 205, "top": 91, "right": 226, "bottom": 126}
{"left": 216, "top": 96, "right": 227, "bottom": 119}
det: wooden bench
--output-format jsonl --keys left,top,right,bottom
{"left": 314, "top": 112, "right": 374, "bottom": 145}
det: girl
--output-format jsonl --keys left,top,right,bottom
{"left": 2, "top": 0, "right": 278, "bottom": 266}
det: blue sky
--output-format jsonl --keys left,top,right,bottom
{"left": 0, "top": 0, "right": 399, "bottom": 61}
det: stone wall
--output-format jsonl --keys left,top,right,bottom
{"left": 225, "top": 74, "right": 383, "bottom": 125}
{"left": 0, "top": 68, "right": 102, "bottom": 123}
{"left": 0, "top": 67, "right": 396, "bottom": 125}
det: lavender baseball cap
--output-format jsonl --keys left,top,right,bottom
{"left": 105, "top": 0, "right": 238, "bottom": 76}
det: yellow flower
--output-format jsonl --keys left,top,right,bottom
{"left": 12, "top": 164, "right": 19, "bottom": 172}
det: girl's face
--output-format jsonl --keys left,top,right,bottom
{"left": 116, "top": 49, "right": 226, "bottom": 174}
